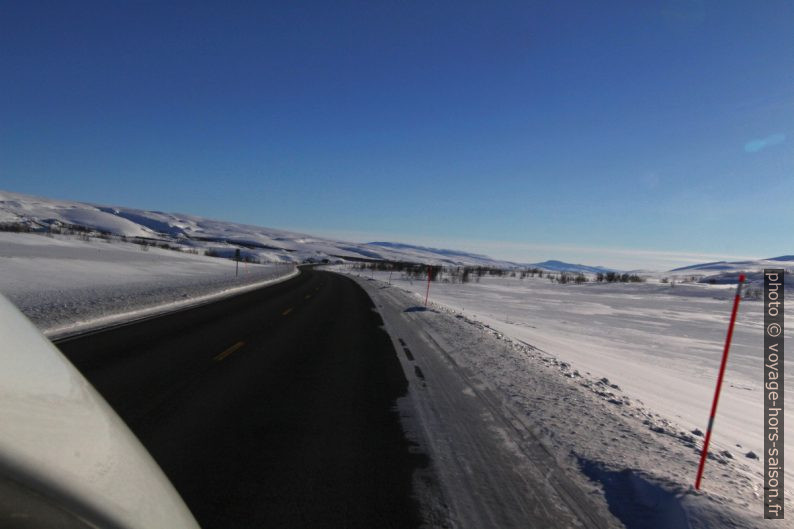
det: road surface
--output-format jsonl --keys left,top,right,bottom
{"left": 56, "top": 268, "right": 425, "bottom": 529}
{"left": 55, "top": 267, "right": 616, "bottom": 529}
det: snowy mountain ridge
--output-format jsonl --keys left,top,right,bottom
{"left": 3, "top": 190, "right": 786, "bottom": 275}
{"left": 670, "top": 256, "right": 794, "bottom": 274}
{"left": 529, "top": 259, "right": 617, "bottom": 274}
{"left": 0, "top": 190, "right": 522, "bottom": 267}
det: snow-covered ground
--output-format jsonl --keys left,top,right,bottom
{"left": 0, "top": 233, "right": 297, "bottom": 338}
{"left": 334, "top": 266, "right": 793, "bottom": 524}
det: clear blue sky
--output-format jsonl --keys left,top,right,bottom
{"left": 1, "top": 1, "right": 791, "bottom": 269}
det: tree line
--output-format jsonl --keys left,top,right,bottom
{"left": 350, "top": 262, "right": 645, "bottom": 284}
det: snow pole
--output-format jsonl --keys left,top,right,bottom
{"left": 424, "top": 266, "right": 432, "bottom": 307}
{"left": 695, "top": 274, "right": 745, "bottom": 490}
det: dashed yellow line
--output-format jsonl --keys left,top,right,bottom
{"left": 214, "top": 341, "right": 245, "bottom": 362}
{"left": 282, "top": 307, "right": 293, "bottom": 316}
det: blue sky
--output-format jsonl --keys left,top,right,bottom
{"left": 1, "top": 1, "right": 791, "bottom": 269}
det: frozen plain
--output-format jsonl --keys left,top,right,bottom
{"left": 335, "top": 266, "right": 793, "bottom": 526}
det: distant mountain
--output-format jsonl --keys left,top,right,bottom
{"left": 530, "top": 260, "right": 618, "bottom": 274}
{"left": 365, "top": 242, "right": 517, "bottom": 267}
{"left": 671, "top": 261, "right": 735, "bottom": 272}
{"left": 670, "top": 257, "right": 794, "bottom": 273}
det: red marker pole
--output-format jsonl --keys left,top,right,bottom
{"left": 424, "top": 266, "right": 432, "bottom": 307}
{"left": 695, "top": 273, "right": 745, "bottom": 490}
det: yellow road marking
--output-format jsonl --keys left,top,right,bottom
{"left": 282, "top": 307, "right": 293, "bottom": 316}
{"left": 305, "top": 294, "right": 312, "bottom": 299}
{"left": 214, "top": 341, "right": 245, "bottom": 362}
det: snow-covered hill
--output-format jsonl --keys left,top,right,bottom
{"left": 0, "top": 190, "right": 524, "bottom": 267}
{"left": 670, "top": 256, "right": 794, "bottom": 274}
{"left": 668, "top": 256, "right": 794, "bottom": 289}
{"left": 0, "top": 190, "right": 625, "bottom": 271}
{"left": 12, "top": 190, "right": 778, "bottom": 276}
{"left": 365, "top": 241, "right": 518, "bottom": 267}
{"left": 528, "top": 259, "right": 617, "bottom": 274}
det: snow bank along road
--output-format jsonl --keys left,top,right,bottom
{"left": 53, "top": 268, "right": 613, "bottom": 529}
{"left": 0, "top": 232, "right": 297, "bottom": 338}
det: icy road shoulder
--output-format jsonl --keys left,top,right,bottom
{"left": 350, "top": 275, "right": 774, "bottom": 529}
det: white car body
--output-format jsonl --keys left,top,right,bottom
{"left": 0, "top": 295, "right": 199, "bottom": 528}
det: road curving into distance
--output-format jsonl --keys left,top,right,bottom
{"left": 56, "top": 268, "right": 425, "bottom": 529}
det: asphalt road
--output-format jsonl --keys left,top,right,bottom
{"left": 55, "top": 268, "right": 426, "bottom": 529}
